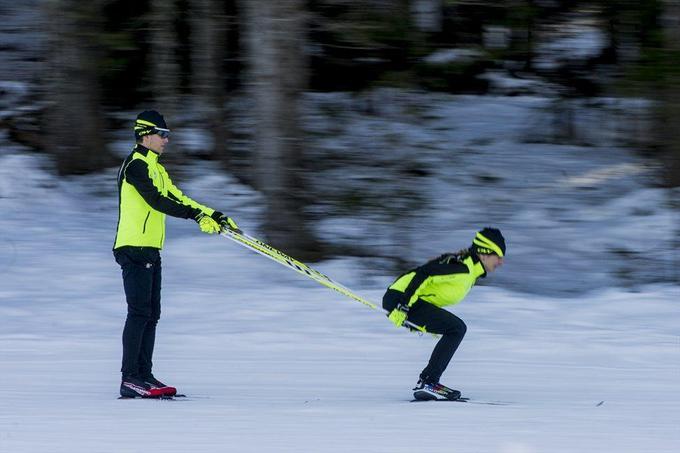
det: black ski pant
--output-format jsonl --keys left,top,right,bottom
{"left": 114, "top": 246, "right": 162, "bottom": 379}
{"left": 383, "top": 289, "right": 467, "bottom": 383}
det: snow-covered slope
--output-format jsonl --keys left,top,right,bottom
{"left": 1, "top": 139, "right": 678, "bottom": 452}
{"left": 302, "top": 91, "right": 676, "bottom": 295}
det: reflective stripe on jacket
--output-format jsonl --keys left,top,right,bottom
{"left": 114, "top": 145, "right": 213, "bottom": 249}
{"left": 388, "top": 254, "right": 487, "bottom": 308}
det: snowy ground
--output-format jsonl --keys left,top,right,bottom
{"left": 1, "top": 3, "right": 679, "bottom": 449}
{"left": 1, "top": 143, "right": 679, "bottom": 452}
{"left": 1, "top": 285, "right": 677, "bottom": 453}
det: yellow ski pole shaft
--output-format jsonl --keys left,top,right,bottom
{"left": 219, "top": 228, "right": 431, "bottom": 335}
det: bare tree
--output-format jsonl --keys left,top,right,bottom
{"left": 656, "top": 0, "right": 680, "bottom": 187}
{"left": 411, "top": 0, "right": 443, "bottom": 33}
{"left": 42, "top": 0, "right": 115, "bottom": 175}
{"left": 190, "top": 0, "right": 233, "bottom": 162}
{"left": 652, "top": 0, "right": 680, "bottom": 283}
{"left": 149, "top": 0, "right": 182, "bottom": 119}
{"left": 243, "top": 0, "right": 320, "bottom": 258}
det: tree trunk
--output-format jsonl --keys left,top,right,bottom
{"left": 243, "top": 0, "right": 320, "bottom": 259}
{"left": 42, "top": 0, "right": 115, "bottom": 175}
{"left": 411, "top": 0, "right": 442, "bottom": 33}
{"left": 657, "top": 0, "right": 680, "bottom": 187}
{"left": 190, "top": 0, "right": 232, "bottom": 162}
{"left": 149, "top": 0, "right": 182, "bottom": 120}
{"left": 656, "top": 0, "right": 680, "bottom": 283}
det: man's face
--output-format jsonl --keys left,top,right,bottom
{"left": 142, "top": 133, "right": 169, "bottom": 154}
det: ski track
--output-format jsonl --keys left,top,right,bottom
{"left": 1, "top": 284, "right": 678, "bottom": 452}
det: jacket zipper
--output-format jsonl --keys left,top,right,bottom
{"left": 142, "top": 211, "right": 150, "bottom": 234}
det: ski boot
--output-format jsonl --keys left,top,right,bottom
{"left": 413, "top": 378, "right": 462, "bottom": 401}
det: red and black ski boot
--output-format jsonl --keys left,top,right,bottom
{"left": 143, "top": 374, "right": 177, "bottom": 397}
{"left": 120, "top": 376, "right": 167, "bottom": 398}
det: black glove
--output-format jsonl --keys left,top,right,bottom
{"left": 211, "top": 211, "right": 242, "bottom": 233}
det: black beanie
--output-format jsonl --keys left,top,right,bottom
{"left": 134, "top": 110, "right": 169, "bottom": 140}
{"left": 472, "top": 227, "right": 506, "bottom": 257}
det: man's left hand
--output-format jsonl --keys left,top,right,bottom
{"left": 211, "top": 211, "right": 242, "bottom": 233}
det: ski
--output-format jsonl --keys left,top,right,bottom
{"left": 410, "top": 397, "right": 510, "bottom": 406}
{"left": 117, "top": 393, "right": 193, "bottom": 401}
{"left": 118, "top": 395, "right": 177, "bottom": 400}
{"left": 220, "top": 228, "right": 434, "bottom": 336}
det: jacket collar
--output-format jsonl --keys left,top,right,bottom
{"left": 464, "top": 254, "right": 487, "bottom": 279}
{"left": 134, "top": 144, "right": 159, "bottom": 162}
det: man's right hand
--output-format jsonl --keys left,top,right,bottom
{"left": 194, "top": 212, "right": 221, "bottom": 234}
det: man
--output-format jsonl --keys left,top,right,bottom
{"left": 113, "top": 110, "right": 239, "bottom": 398}
{"left": 382, "top": 228, "right": 506, "bottom": 401}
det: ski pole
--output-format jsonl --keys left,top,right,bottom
{"left": 219, "top": 228, "right": 432, "bottom": 335}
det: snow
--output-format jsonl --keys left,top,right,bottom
{"left": 1, "top": 92, "right": 679, "bottom": 452}
{"left": 0, "top": 1, "right": 44, "bottom": 81}
{"left": 302, "top": 91, "right": 672, "bottom": 295}
{"left": 534, "top": 16, "right": 606, "bottom": 71}
{"left": 423, "top": 48, "right": 485, "bottom": 65}
{"left": 479, "top": 70, "right": 553, "bottom": 95}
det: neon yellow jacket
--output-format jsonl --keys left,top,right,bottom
{"left": 388, "top": 254, "right": 487, "bottom": 308}
{"left": 114, "top": 145, "right": 213, "bottom": 249}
